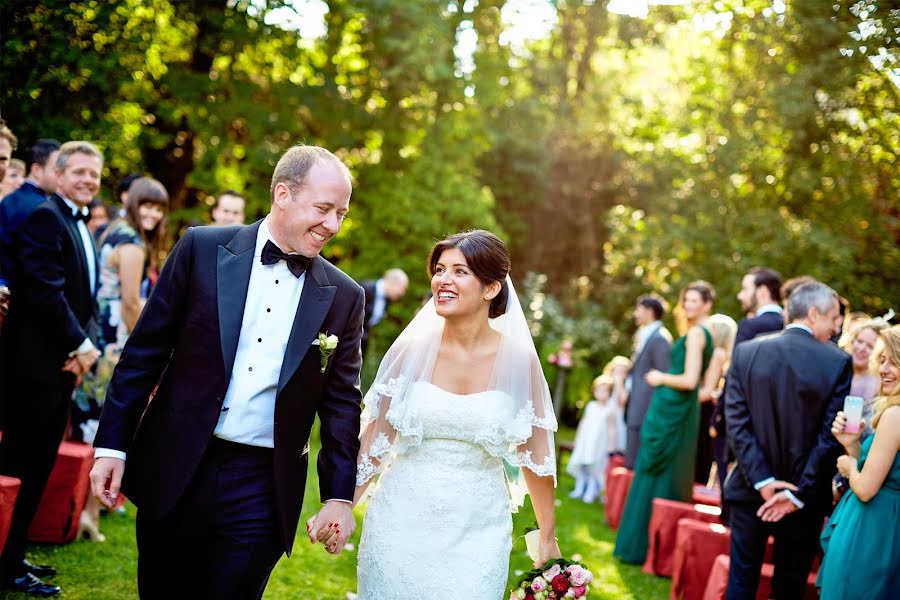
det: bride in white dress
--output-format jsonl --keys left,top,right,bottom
{"left": 351, "top": 230, "right": 561, "bottom": 599}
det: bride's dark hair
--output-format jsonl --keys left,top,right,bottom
{"left": 428, "top": 230, "right": 511, "bottom": 318}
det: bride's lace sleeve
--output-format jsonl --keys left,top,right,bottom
{"left": 511, "top": 349, "right": 558, "bottom": 483}
{"left": 356, "top": 375, "right": 404, "bottom": 486}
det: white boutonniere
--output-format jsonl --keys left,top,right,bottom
{"left": 312, "top": 332, "right": 339, "bottom": 373}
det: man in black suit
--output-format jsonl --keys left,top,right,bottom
{"left": 90, "top": 145, "right": 365, "bottom": 599}
{"left": 735, "top": 267, "right": 784, "bottom": 345}
{"left": 359, "top": 268, "right": 408, "bottom": 356}
{"left": 710, "top": 267, "right": 785, "bottom": 488}
{"left": 724, "top": 282, "right": 852, "bottom": 600}
{"left": 625, "top": 294, "right": 672, "bottom": 469}
{"left": 0, "top": 139, "right": 61, "bottom": 289}
{"left": 0, "top": 141, "right": 103, "bottom": 596}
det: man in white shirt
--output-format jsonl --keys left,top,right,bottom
{"left": 0, "top": 141, "right": 103, "bottom": 597}
{"left": 90, "top": 145, "right": 365, "bottom": 598}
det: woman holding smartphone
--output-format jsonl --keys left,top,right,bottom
{"left": 817, "top": 325, "right": 900, "bottom": 600}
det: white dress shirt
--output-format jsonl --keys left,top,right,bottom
{"left": 95, "top": 218, "right": 305, "bottom": 460}
{"left": 367, "top": 278, "right": 387, "bottom": 328}
{"left": 755, "top": 303, "right": 782, "bottom": 317}
{"left": 213, "top": 218, "right": 305, "bottom": 447}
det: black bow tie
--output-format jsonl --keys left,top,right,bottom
{"left": 260, "top": 239, "right": 311, "bottom": 278}
{"left": 72, "top": 208, "right": 90, "bottom": 223}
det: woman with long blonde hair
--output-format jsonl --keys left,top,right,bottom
{"left": 818, "top": 325, "right": 900, "bottom": 599}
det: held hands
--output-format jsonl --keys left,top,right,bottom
{"left": 758, "top": 480, "right": 798, "bottom": 502}
{"left": 306, "top": 500, "right": 356, "bottom": 555}
{"left": 63, "top": 347, "right": 101, "bottom": 376}
{"left": 645, "top": 369, "right": 665, "bottom": 387}
{"left": 756, "top": 491, "right": 799, "bottom": 522}
{"left": 89, "top": 457, "right": 126, "bottom": 509}
{"left": 832, "top": 411, "right": 865, "bottom": 449}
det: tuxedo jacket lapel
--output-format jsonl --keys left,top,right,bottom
{"left": 278, "top": 256, "right": 336, "bottom": 394}
{"left": 51, "top": 195, "right": 94, "bottom": 299}
{"left": 217, "top": 222, "right": 260, "bottom": 376}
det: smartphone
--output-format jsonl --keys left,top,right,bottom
{"left": 843, "top": 396, "right": 864, "bottom": 434}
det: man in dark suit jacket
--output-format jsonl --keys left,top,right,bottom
{"left": 0, "top": 141, "right": 103, "bottom": 596}
{"left": 710, "top": 267, "right": 785, "bottom": 488}
{"left": 90, "top": 146, "right": 365, "bottom": 599}
{"left": 723, "top": 281, "right": 852, "bottom": 600}
{"left": 625, "top": 294, "right": 672, "bottom": 469}
{"left": 358, "top": 268, "right": 408, "bottom": 356}
{"left": 0, "top": 139, "right": 61, "bottom": 289}
{"left": 735, "top": 267, "right": 784, "bottom": 345}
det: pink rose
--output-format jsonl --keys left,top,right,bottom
{"left": 568, "top": 565, "right": 590, "bottom": 586}
{"left": 543, "top": 564, "right": 562, "bottom": 581}
{"left": 531, "top": 577, "right": 548, "bottom": 592}
{"left": 571, "top": 585, "right": 586, "bottom": 597}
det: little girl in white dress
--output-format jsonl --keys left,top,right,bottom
{"left": 567, "top": 375, "right": 616, "bottom": 503}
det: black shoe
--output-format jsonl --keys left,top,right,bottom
{"left": 3, "top": 573, "right": 62, "bottom": 596}
{"left": 22, "top": 559, "right": 56, "bottom": 578}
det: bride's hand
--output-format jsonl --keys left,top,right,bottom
{"left": 534, "top": 535, "right": 562, "bottom": 568}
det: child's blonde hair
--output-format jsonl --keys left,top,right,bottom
{"left": 592, "top": 374, "right": 614, "bottom": 394}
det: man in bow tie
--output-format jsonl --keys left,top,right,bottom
{"left": 90, "top": 145, "right": 365, "bottom": 598}
{"left": 0, "top": 141, "right": 103, "bottom": 597}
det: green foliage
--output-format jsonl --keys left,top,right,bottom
{"left": 1, "top": 0, "right": 896, "bottom": 385}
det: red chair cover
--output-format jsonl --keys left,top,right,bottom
{"left": 642, "top": 498, "right": 722, "bottom": 577}
{"left": 605, "top": 453, "right": 626, "bottom": 487}
{"left": 28, "top": 442, "right": 94, "bottom": 543}
{"left": 691, "top": 484, "right": 721, "bottom": 506}
{"left": 605, "top": 467, "right": 633, "bottom": 530}
{"left": 0, "top": 475, "right": 22, "bottom": 554}
{"left": 702, "top": 554, "right": 819, "bottom": 600}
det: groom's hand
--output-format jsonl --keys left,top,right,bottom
{"left": 90, "top": 457, "right": 125, "bottom": 509}
{"left": 306, "top": 500, "right": 355, "bottom": 555}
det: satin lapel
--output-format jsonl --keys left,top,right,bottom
{"left": 277, "top": 257, "right": 336, "bottom": 394}
{"left": 216, "top": 222, "right": 261, "bottom": 377}
{"left": 52, "top": 195, "right": 91, "bottom": 299}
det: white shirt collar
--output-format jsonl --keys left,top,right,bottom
{"left": 255, "top": 217, "right": 277, "bottom": 255}
{"left": 375, "top": 278, "right": 385, "bottom": 298}
{"left": 786, "top": 323, "right": 813, "bottom": 335}
{"left": 59, "top": 195, "right": 89, "bottom": 218}
{"left": 756, "top": 304, "right": 782, "bottom": 316}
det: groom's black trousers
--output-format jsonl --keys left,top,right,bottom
{"left": 136, "top": 437, "right": 283, "bottom": 600}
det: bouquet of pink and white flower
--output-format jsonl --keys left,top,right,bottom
{"left": 509, "top": 559, "right": 594, "bottom": 600}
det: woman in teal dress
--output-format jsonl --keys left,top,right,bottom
{"left": 614, "top": 281, "right": 715, "bottom": 563}
{"left": 818, "top": 325, "right": 900, "bottom": 600}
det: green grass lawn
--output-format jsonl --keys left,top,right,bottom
{"left": 8, "top": 434, "right": 669, "bottom": 599}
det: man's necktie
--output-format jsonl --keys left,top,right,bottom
{"left": 260, "top": 239, "right": 312, "bottom": 278}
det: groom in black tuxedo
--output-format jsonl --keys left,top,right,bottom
{"left": 723, "top": 281, "right": 851, "bottom": 600}
{"left": 0, "top": 141, "right": 103, "bottom": 596}
{"left": 91, "top": 146, "right": 365, "bottom": 599}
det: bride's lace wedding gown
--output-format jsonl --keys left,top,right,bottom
{"left": 356, "top": 381, "right": 516, "bottom": 599}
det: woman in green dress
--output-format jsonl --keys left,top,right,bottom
{"left": 818, "top": 325, "right": 900, "bottom": 600}
{"left": 614, "top": 281, "right": 714, "bottom": 564}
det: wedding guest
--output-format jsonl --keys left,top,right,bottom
{"left": 568, "top": 375, "right": 616, "bottom": 503}
{"left": 624, "top": 294, "right": 672, "bottom": 469}
{"left": 211, "top": 190, "right": 246, "bottom": 226}
{"left": 87, "top": 198, "right": 111, "bottom": 238}
{"left": 703, "top": 313, "right": 738, "bottom": 489}
{"left": 0, "top": 159, "right": 26, "bottom": 197}
{"left": 735, "top": 267, "right": 783, "bottom": 345}
{"left": 96, "top": 176, "right": 168, "bottom": 354}
{"left": 0, "top": 124, "right": 17, "bottom": 181}
{"left": 781, "top": 275, "right": 816, "bottom": 305}
{"left": 604, "top": 355, "right": 632, "bottom": 456}
{"left": 0, "top": 141, "right": 103, "bottom": 596}
{"left": 724, "top": 282, "right": 851, "bottom": 600}
{"left": 840, "top": 318, "right": 890, "bottom": 429}
{"left": 614, "top": 281, "right": 714, "bottom": 564}
{"left": 0, "top": 139, "right": 61, "bottom": 289}
{"left": 817, "top": 325, "right": 900, "bottom": 600}
{"left": 359, "top": 268, "right": 409, "bottom": 355}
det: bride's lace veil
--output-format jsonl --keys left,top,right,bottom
{"left": 356, "top": 275, "right": 558, "bottom": 510}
